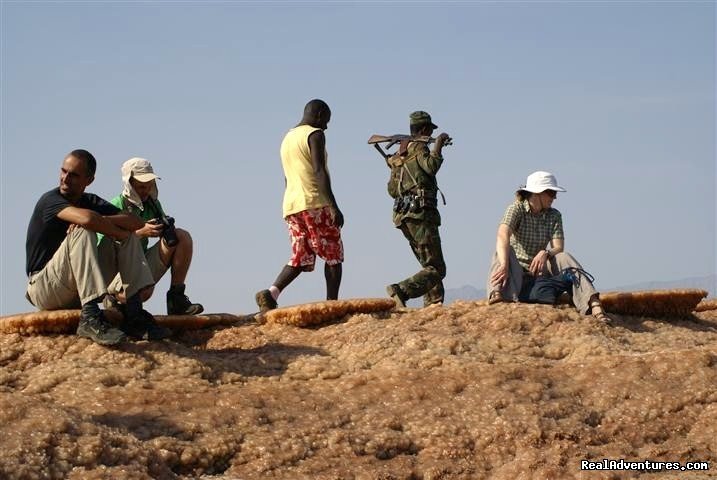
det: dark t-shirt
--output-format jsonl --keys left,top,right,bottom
{"left": 25, "top": 188, "right": 120, "bottom": 275}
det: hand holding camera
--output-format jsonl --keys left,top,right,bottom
{"left": 146, "top": 198, "right": 179, "bottom": 247}
{"left": 148, "top": 215, "right": 178, "bottom": 247}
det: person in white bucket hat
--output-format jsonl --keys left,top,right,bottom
{"left": 486, "top": 171, "right": 611, "bottom": 324}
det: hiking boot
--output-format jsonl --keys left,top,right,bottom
{"left": 77, "top": 311, "right": 126, "bottom": 346}
{"left": 122, "top": 310, "right": 172, "bottom": 341}
{"left": 121, "top": 317, "right": 148, "bottom": 340}
{"left": 142, "top": 311, "right": 173, "bottom": 341}
{"left": 255, "top": 289, "right": 277, "bottom": 312}
{"left": 167, "top": 286, "right": 204, "bottom": 315}
{"left": 386, "top": 284, "right": 407, "bottom": 308}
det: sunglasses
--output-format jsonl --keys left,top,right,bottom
{"left": 544, "top": 190, "right": 557, "bottom": 198}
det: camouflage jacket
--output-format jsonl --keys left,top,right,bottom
{"left": 387, "top": 141, "right": 443, "bottom": 226}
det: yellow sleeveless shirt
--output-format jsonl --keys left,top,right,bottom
{"left": 280, "top": 124, "right": 331, "bottom": 217}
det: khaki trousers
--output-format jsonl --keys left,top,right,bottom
{"left": 487, "top": 249, "right": 598, "bottom": 314}
{"left": 26, "top": 228, "right": 154, "bottom": 310}
{"left": 107, "top": 241, "right": 169, "bottom": 295}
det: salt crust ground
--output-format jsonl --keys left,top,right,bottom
{"left": 1, "top": 302, "right": 715, "bottom": 480}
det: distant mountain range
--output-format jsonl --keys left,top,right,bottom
{"left": 442, "top": 274, "right": 716, "bottom": 305}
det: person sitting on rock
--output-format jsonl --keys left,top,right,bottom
{"left": 486, "top": 171, "right": 612, "bottom": 324}
{"left": 25, "top": 149, "right": 169, "bottom": 345}
{"left": 103, "top": 157, "right": 203, "bottom": 317}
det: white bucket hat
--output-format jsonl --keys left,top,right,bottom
{"left": 520, "top": 171, "right": 566, "bottom": 193}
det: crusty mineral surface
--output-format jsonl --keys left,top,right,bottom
{"left": 1, "top": 302, "right": 715, "bottom": 479}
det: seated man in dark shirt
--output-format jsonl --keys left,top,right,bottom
{"left": 25, "top": 149, "right": 171, "bottom": 345}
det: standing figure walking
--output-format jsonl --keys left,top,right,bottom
{"left": 255, "top": 99, "right": 344, "bottom": 312}
{"left": 385, "top": 111, "right": 451, "bottom": 307}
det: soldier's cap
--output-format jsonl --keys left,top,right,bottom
{"left": 409, "top": 111, "right": 438, "bottom": 129}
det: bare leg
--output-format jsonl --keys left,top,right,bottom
{"left": 273, "top": 265, "right": 303, "bottom": 291}
{"left": 159, "top": 228, "right": 193, "bottom": 286}
{"left": 325, "top": 263, "right": 342, "bottom": 300}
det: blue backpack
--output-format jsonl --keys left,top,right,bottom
{"left": 519, "top": 267, "right": 594, "bottom": 305}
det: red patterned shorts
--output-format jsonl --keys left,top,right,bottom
{"left": 285, "top": 206, "right": 344, "bottom": 271}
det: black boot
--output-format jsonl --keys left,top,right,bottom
{"left": 123, "top": 293, "right": 172, "bottom": 341}
{"left": 167, "top": 284, "right": 204, "bottom": 315}
{"left": 77, "top": 300, "right": 126, "bottom": 345}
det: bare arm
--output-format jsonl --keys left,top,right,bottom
{"left": 528, "top": 237, "right": 565, "bottom": 276}
{"left": 309, "top": 130, "right": 343, "bottom": 227}
{"left": 57, "top": 206, "right": 139, "bottom": 241}
{"left": 550, "top": 238, "right": 564, "bottom": 255}
{"left": 490, "top": 223, "right": 512, "bottom": 288}
{"left": 134, "top": 220, "right": 164, "bottom": 239}
{"left": 104, "top": 213, "right": 144, "bottom": 232}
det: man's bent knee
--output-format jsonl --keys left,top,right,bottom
{"left": 175, "top": 228, "right": 192, "bottom": 244}
{"left": 69, "top": 227, "right": 98, "bottom": 245}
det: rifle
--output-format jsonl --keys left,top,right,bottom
{"left": 367, "top": 134, "right": 453, "bottom": 160}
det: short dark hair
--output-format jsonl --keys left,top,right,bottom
{"left": 304, "top": 99, "right": 330, "bottom": 118}
{"left": 68, "top": 149, "right": 97, "bottom": 177}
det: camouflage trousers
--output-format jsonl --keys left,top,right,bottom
{"left": 396, "top": 219, "right": 446, "bottom": 306}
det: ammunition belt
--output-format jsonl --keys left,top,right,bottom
{"left": 393, "top": 192, "right": 438, "bottom": 214}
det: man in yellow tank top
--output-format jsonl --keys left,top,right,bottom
{"left": 255, "top": 99, "right": 344, "bottom": 312}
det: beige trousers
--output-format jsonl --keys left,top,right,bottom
{"left": 107, "top": 241, "right": 169, "bottom": 295}
{"left": 26, "top": 228, "right": 154, "bottom": 310}
{"left": 487, "top": 249, "right": 598, "bottom": 314}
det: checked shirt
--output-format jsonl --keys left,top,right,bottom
{"left": 501, "top": 200, "right": 564, "bottom": 270}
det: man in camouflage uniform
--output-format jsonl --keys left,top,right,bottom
{"left": 385, "top": 111, "right": 451, "bottom": 307}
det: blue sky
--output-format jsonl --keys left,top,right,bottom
{"left": 1, "top": 1, "right": 714, "bottom": 315}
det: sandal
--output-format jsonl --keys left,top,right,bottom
{"left": 488, "top": 291, "right": 505, "bottom": 305}
{"left": 590, "top": 302, "right": 612, "bottom": 325}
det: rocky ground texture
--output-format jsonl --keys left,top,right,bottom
{"left": 1, "top": 301, "right": 716, "bottom": 479}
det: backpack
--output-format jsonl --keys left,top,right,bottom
{"left": 386, "top": 153, "right": 419, "bottom": 199}
{"left": 519, "top": 267, "right": 594, "bottom": 305}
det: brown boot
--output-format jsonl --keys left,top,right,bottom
{"left": 255, "top": 289, "right": 277, "bottom": 312}
{"left": 386, "top": 284, "right": 407, "bottom": 308}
